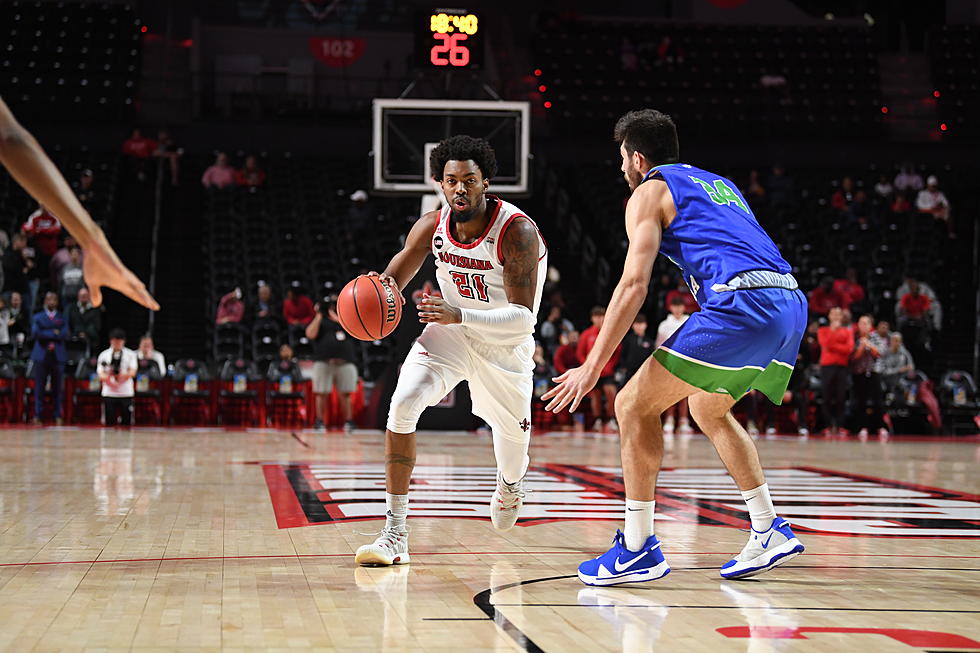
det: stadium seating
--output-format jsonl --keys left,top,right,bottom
{"left": 0, "top": 1, "right": 142, "bottom": 121}
{"left": 931, "top": 25, "right": 980, "bottom": 140}
{"left": 533, "top": 21, "right": 883, "bottom": 141}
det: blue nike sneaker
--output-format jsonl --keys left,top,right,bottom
{"left": 720, "top": 517, "right": 805, "bottom": 580}
{"left": 578, "top": 530, "right": 671, "bottom": 586}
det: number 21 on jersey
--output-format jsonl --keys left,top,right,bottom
{"left": 449, "top": 271, "right": 490, "bottom": 302}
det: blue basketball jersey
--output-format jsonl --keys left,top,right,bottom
{"left": 643, "top": 163, "right": 791, "bottom": 308}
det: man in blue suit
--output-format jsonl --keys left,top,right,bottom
{"left": 31, "top": 291, "right": 69, "bottom": 424}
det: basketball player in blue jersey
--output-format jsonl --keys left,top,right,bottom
{"left": 543, "top": 109, "right": 807, "bottom": 585}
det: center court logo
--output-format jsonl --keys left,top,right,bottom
{"left": 259, "top": 463, "right": 980, "bottom": 537}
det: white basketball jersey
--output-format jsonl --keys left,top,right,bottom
{"left": 431, "top": 195, "right": 548, "bottom": 343}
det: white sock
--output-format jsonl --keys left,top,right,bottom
{"left": 741, "top": 483, "right": 776, "bottom": 531}
{"left": 624, "top": 499, "right": 655, "bottom": 551}
{"left": 385, "top": 493, "right": 409, "bottom": 534}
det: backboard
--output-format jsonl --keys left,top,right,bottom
{"left": 372, "top": 98, "right": 530, "bottom": 194}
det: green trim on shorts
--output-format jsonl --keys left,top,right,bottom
{"left": 652, "top": 347, "right": 793, "bottom": 404}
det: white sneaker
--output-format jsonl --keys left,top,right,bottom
{"left": 490, "top": 472, "right": 525, "bottom": 531}
{"left": 747, "top": 421, "right": 759, "bottom": 438}
{"left": 606, "top": 419, "right": 619, "bottom": 432}
{"left": 355, "top": 527, "right": 410, "bottom": 566}
{"left": 663, "top": 418, "right": 676, "bottom": 434}
{"left": 765, "top": 426, "right": 777, "bottom": 436}
{"left": 798, "top": 427, "right": 809, "bottom": 437}
{"left": 592, "top": 418, "right": 604, "bottom": 432}
{"left": 720, "top": 517, "right": 804, "bottom": 579}
{"left": 678, "top": 421, "right": 694, "bottom": 435}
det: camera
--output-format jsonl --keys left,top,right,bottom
{"left": 109, "top": 350, "right": 122, "bottom": 375}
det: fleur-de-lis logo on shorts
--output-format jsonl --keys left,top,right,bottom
{"left": 519, "top": 418, "right": 530, "bottom": 432}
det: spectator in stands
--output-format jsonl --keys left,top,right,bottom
{"left": 766, "top": 164, "right": 796, "bottom": 210}
{"left": 817, "top": 306, "right": 853, "bottom": 436}
{"left": 850, "top": 190, "right": 871, "bottom": 224}
{"left": 830, "top": 176, "right": 855, "bottom": 214}
{"left": 137, "top": 334, "right": 166, "bottom": 376}
{"left": 66, "top": 287, "right": 101, "bottom": 343}
{"left": 808, "top": 276, "right": 846, "bottom": 317}
{"left": 2, "top": 233, "right": 30, "bottom": 298}
{"left": 916, "top": 175, "right": 952, "bottom": 236}
{"left": 283, "top": 286, "right": 315, "bottom": 329}
{"left": 873, "top": 174, "right": 894, "bottom": 199}
{"left": 23, "top": 203, "right": 62, "bottom": 259}
{"left": 49, "top": 235, "right": 82, "bottom": 286}
{"left": 655, "top": 35, "right": 684, "bottom": 63}
{"left": 896, "top": 276, "right": 941, "bottom": 330}
{"left": 30, "top": 291, "right": 68, "bottom": 425}
{"left": 553, "top": 329, "right": 584, "bottom": 430}
{"left": 875, "top": 319, "right": 891, "bottom": 341}
{"left": 664, "top": 280, "right": 698, "bottom": 314}
{"left": 654, "top": 298, "right": 693, "bottom": 436}
{"left": 155, "top": 129, "right": 183, "bottom": 186}
{"left": 306, "top": 300, "right": 358, "bottom": 432}
{"left": 833, "top": 267, "right": 866, "bottom": 313}
{"left": 893, "top": 163, "right": 923, "bottom": 193}
{"left": 532, "top": 342, "right": 555, "bottom": 402}
{"left": 266, "top": 342, "right": 301, "bottom": 388}
{"left": 215, "top": 287, "right": 245, "bottom": 325}
{"left": 121, "top": 128, "right": 158, "bottom": 181}
{"left": 7, "top": 292, "right": 29, "bottom": 343}
{"left": 619, "top": 313, "right": 655, "bottom": 384}
{"left": 649, "top": 271, "right": 676, "bottom": 315}
{"left": 880, "top": 333, "right": 915, "bottom": 395}
{"left": 553, "top": 330, "right": 579, "bottom": 376}
{"left": 850, "top": 314, "right": 885, "bottom": 438}
{"left": 577, "top": 306, "right": 621, "bottom": 432}
{"left": 896, "top": 279, "right": 933, "bottom": 366}
{"left": 235, "top": 155, "right": 266, "bottom": 189}
{"left": 251, "top": 282, "right": 280, "bottom": 327}
{"left": 890, "top": 190, "right": 912, "bottom": 214}
{"left": 539, "top": 305, "right": 574, "bottom": 357}
{"left": 0, "top": 296, "right": 10, "bottom": 354}
{"left": 58, "top": 247, "right": 84, "bottom": 308}
{"left": 73, "top": 169, "right": 97, "bottom": 210}
{"left": 12, "top": 234, "right": 41, "bottom": 313}
{"left": 897, "top": 279, "right": 931, "bottom": 326}
{"left": 201, "top": 152, "right": 236, "bottom": 190}
{"left": 97, "top": 328, "right": 137, "bottom": 427}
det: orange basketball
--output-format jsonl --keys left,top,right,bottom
{"left": 336, "top": 275, "right": 402, "bottom": 341}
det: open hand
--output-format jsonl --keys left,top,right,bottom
{"left": 83, "top": 236, "right": 159, "bottom": 310}
{"left": 541, "top": 365, "right": 600, "bottom": 413}
{"left": 417, "top": 293, "right": 461, "bottom": 325}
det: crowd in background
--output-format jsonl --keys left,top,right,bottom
{"left": 532, "top": 260, "right": 950, "bottom": 439}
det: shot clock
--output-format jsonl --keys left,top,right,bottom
{"left": 415, "top": 9, "right": 483, "bottom": 69}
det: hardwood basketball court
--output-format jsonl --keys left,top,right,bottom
{"left": 1, "top": 426, "right": 977, "bottom": 652}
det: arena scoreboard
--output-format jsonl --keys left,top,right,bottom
{"left": 415, "top": 9, "right": 483, "bottom": 69}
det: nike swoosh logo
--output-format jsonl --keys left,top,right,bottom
{"left": 614, "top": 551, "right": 648, "bottom": 572}
{"left": 761, "top": 533, "right": 775, "bottom": 548}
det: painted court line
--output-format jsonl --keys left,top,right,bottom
{"left": 1, "top": 551, "right": 978, "bottom": 568}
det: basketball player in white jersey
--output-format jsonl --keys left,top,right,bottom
{"left": 355, "top": 135, "right": 547, "bottom": 566}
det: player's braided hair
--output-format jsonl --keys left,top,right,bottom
{"left": 614, "top": 109, "right": 680, "bottom": 166}
{"left": 429, "top": 135, "right": 498, "bottom": 181}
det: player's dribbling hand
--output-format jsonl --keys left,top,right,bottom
{"left": 366, "top": 271, "right": 405, "bottom": 305}
{"left": 417, "top": 293, "right": 461, "bottom": 325}
{"left": 541, "top": 365, "right": 600, "bottom": 413}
